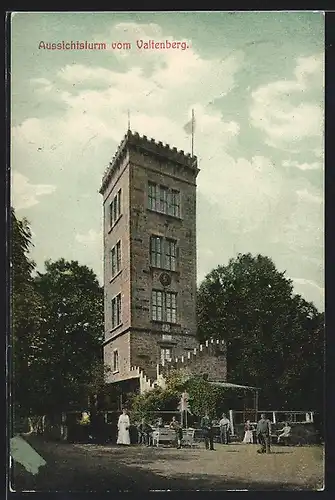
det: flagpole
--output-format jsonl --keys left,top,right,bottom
{"left": 127, "top": 110, "right": 131, "bottom": 131}
{"left": 191, "top": 108, "right": 194, "bottom": 157}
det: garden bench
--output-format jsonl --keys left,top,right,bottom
{"left": 152, "top": 428, "right": 196, "bottom": 447}
{"left": 152, "top": 428, "right": 175, "bottom": 447}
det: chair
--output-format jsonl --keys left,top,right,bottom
{"left": 277, "top": 434, "right": 291, "bottom": 446}
{"left": 182, "top": 429, "right": 196, "bottom": 447}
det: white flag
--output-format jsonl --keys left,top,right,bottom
{"left": 179, "top": 392, "right": 192, "bottom": 414}
{"left": 183, "top": 112, "right": 195, "bottom": 135}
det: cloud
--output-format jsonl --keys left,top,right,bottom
{"left": 271, "top": 182, "right": 324, "bottom": 256}
{"left": 11, "top": 172, "right": 56, "bottom": 210}
{"left": 12, "top": 22, "right": 243, "bottom": 186}
{"left": 250, "top": 53, "right": 324, "bottom": 150}
{"left": 30, "top": 77, "right": 54, "bottom": 94}
{"left": 74, "top": 230, "right": 103, "bottom": 283}
{"left": 294, "top": 54, "right": 324, "bottom": 84}
{"left": 198, "top": 153, "right": 285, "bottom": 235}
{"left": 30, "top": 77, "right": 52, "bottom": 86}
{"left": 291, "top": 277, "right": 324, "bottom": 292}
{"left": 290, "top": 277, "right": 324, "bottom": 308}
{"left": 282, "top": 160, "right": 322, "bottom": 171}
{"left": 296, "top": 188, "right": 323, "bottom": 204}
{"left": 75, "top": 229, "right": 102, "bottom": 245}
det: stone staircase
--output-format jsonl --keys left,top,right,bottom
{"left": 130, "top": 338, "right": 226, "bottom": 394}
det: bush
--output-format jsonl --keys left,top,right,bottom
{"left": 130, "top": 386, "right": 180, "bottom": 423}
{"left": 129, "top": 374, "right": 227, "bottom": 423}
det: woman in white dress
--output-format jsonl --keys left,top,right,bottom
{"left": 243, "top": 420, "right": 254, "bottom": 444}
{"left": 117, "top": 409, "right": 131, "bottom": 445}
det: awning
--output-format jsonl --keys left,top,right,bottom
{"left": 208, "top": 381, "right": 260, "bottom": 390}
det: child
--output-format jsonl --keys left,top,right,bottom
{"left": 243, "top": 420, "right": 254, "bottom": 444}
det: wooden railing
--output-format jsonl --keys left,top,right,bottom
{"left": 231, "top": 410, "right": 314, "bottom": 426}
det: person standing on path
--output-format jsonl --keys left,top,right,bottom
{"left": 200, "top": 412, "right": 215, "bottom": 451}
{"left": 219, "top": 413, "right": 231, "bottom": 444}
{"left": 243, "top": 420, "right": 254, "bottom": 444}
{"left": 117, "top": 408, "right": 131, "bottom": 445}
{"left": 256, "top": 413, "right": 272, "bottom": 453}
{"left": 169, "top": 416, "right": 183, "bottom": 449}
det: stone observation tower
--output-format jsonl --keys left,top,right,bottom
{"left": 100, "top": 131, "right": 227, "bottom": 394}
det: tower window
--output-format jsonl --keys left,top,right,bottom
{"left": 148, "top": 182, "right": 181, "bottom": 217}
{"left": 113, "top": 350, "right": 119, "bottom": 372}
{"left": 150, "top": 236, "right": 163, "bottom": 268}
{"left": 168, "top": 190, "right": 181, "bottom": 218}
{"left": 165, "top": 292, "right": 177, "bottom": 323}
{"left": 160, "top": 186, "right": 169, "bottom": 213}
{"left": 152, "top": 290, "right": 163, "bottom": 322}
{"left": 150, "top": 236, "right": 177, "bottom": 271}
{"left": 109, "top": 188, "right": 122, "bottom": 228}
{"left": 161, "top": 347, "right": 172, "bottom": 363}
{"left": 148, "top": 182, "right": 159, "bottom": 211}
{"left": 116, "top": 240, "right": 121, "bottom": 272}
{"left": 111, "top": 240, "right": 121, "bottom": 277}
{"left": 165, "top": 239, "right": 177, "bottom": 271}
{"left": 152, "top": 290, "right": 177, "bottom": 324}
{"left": 111, "top": 293, "right": 122, "bottom": 329}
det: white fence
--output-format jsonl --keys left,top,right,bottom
{"left": 230, "top": 410, "right": 314, "bottom": 433}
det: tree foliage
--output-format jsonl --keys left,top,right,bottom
{"left": 130, "top": 374, "right": 227, "bottom": 422}
{"left": 11, "top": 208, "right": 44, "bottom": 417}
{"left": 11, "top": 210, "right": 108, "bottom": 417}
{"left": 197, "top": 253, "right": 324, "bottom": 412}
{"left": 184, "top": 376, "right": 224, "bottom": 418}
{"left": 33, "top": 258, "right": 105, "bottom": 412}
{"left": 130, "top": 375, "right": 182, "bottom": 422}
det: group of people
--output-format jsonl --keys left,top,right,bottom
{"left": 116, "top": 410, "right": 183, "bottom": 448}
{"left": 116, "top": 409, "right": 232, "bottom": 450}
{"left": 199, "top": 412, "right": 231, "bottom": 451}
{"left": 245, "top": 414, "right": 291, "bottom": 453}
{"left": 116, "top": 408, "right": 292, "bottom": 454}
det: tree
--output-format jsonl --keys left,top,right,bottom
{"left": 130, "top": 375, "right": 183, "bottom": 422}
{"left": 184, "top": 376, "right": 224, "bottom": 419}
{"left": 33, "top": 258, "right": 105, "bottom": 412}
{"left": 197, "top": 253, "right": 324, "bottom": 411}
{"left": 11, "top": 208, "right": 45, "bottom": 419}
{"left": 278, "top": 295, "right": 324, "bottom": 412}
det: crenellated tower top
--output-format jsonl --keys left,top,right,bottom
{"left": 99, "top": 130, "right": 198, "bottom": 195}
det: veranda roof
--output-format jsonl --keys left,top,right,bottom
{"left": 208, "top": 381, "right": 260, "bottom": 391}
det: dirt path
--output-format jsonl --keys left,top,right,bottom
{"left": 11, "top": 436, "right": 324, "bottom": 491}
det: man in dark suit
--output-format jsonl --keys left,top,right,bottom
{"left": 169, "top": 416, "right": 183, "bottom": 449}
{"left": 200, "top": 412, "right": 215, "bottom": 451}
{"left": 256, "top": 413, "right": 272, "bottom": 453}
{"left": 138, "top": 418, "right": 153, "bottom": 446}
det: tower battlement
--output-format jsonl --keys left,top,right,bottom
{"left": 100, "top": 130, "right": 198, "bottom": 194}
{"left": 158, "top": 338, "right": 227, "bottom": 381}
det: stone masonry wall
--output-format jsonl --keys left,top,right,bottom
{"left": 160, "top": 339, "right": 227, "bottom": 383}
{"left": 103, "top": 158, "right": 131, "bottom": 342}
{"left": 104, "top": 332, "right": 132, "bottom": 384}
{"left": 130, "top": 329, "right": 199, "bottom": 380}
{"left": 129, "top": 152, "right": 198, "bottom": 336}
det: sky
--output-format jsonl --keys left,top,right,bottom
{"left": 11, "top": 11, "right": 324, "bottom": 311}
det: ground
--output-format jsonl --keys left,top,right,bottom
{"left": 11, "top": 436, "right": 324, "bottom": 492}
